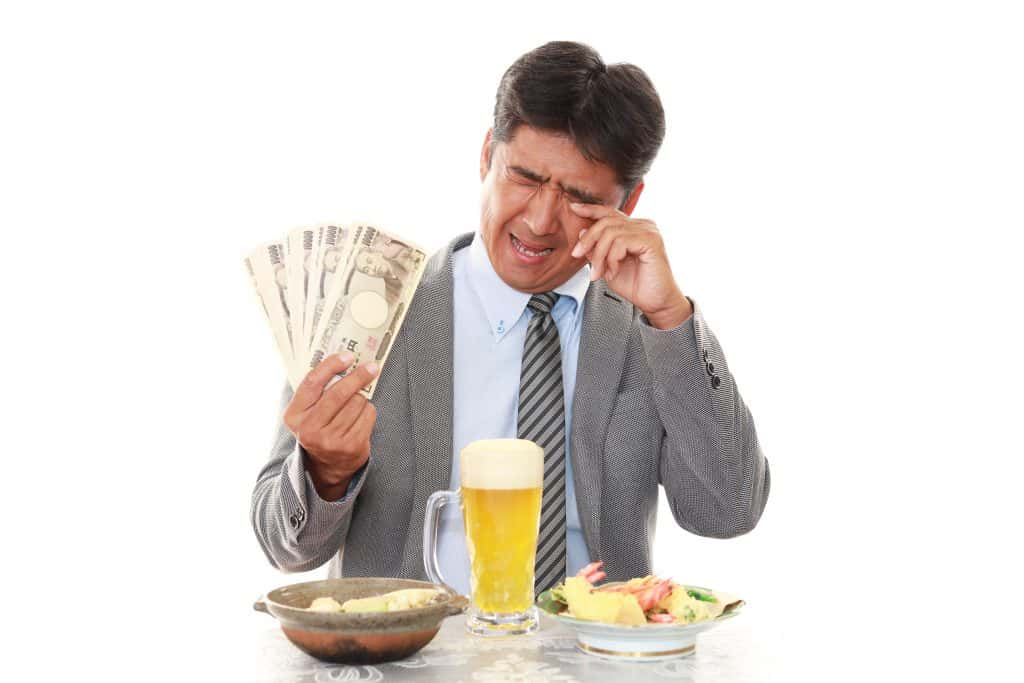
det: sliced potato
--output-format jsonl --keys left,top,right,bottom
{"left": 338, "top": 588, "right": 441, "bottom": 613}
{"left": 307, "top": 597, "right": 344, "bottom": 613}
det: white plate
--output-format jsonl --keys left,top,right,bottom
{"left": 546, "top": 590, "right": 744, "bottom": 662}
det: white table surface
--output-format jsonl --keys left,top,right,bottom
{"left": 253, "top": 611, "right": 774, "bottom": 682}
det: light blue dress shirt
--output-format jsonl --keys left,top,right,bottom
{"left": 436, "top": 232, "right": 593, "bottom": 595}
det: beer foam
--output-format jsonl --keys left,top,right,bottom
{"left": 460, "top": 439, "right": 543, "bottom": 490}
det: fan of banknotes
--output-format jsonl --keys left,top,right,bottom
{"left": 244, "top": 224, "right": 428, "bottom": 398}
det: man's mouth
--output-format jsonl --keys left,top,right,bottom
{"left": 510, "top": 234, "right": 554, "bottom": 258}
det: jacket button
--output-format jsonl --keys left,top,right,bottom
{"left": 289, "top": 514, "right": 299, "bottom": 529}
{"left": 712, "top": 376, "right": 721, "bottom": 389}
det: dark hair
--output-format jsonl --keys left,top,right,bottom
{"left": 491, "top": 41, "right": 666, "bottom": 204}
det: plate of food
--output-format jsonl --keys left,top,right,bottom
{"left": 254, "top": 577, "right": 468, "bottom": 664}
{"left": 536, "top": 562, "right": 744, "bottom": 661}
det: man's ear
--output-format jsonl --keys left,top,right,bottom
{"left": 619, "top": 181, "right": 645, "bottom": 216}
{"left": 480, "top": 129, "right": 494, "bottom": 182}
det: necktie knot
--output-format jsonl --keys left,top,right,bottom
{"left": 527, "top": 291, "right": 558, "bottom": 316}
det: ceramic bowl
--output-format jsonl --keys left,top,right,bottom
{"left": 254, "top": 577, "right": 468, "bottom": 664}
{"left": 542, "top": 585, "right": 744, "bottom": 662}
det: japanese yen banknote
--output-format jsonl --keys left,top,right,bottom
{"left": 244, "top": 223, "right": 428, "bottom": 398}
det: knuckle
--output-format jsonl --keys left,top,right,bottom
{"left": 299, "top": 430, "right": 320, "bottom": 451}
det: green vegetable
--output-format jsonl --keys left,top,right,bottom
{"left": 686, "top": 587, "right": 716, "bottom": 603}
{"left": 536, "top": 586, "right": 568, "bottom": 615}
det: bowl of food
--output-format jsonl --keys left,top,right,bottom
{"left": 537, "top": 562, "right": 744, "bottom": 661}
{"left": 253, "top": 577, "right": 469, "bottom": 664}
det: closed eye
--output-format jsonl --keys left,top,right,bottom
{"left": 507, "top": 164, "right": 604, "bottom": 204}
{"left": 508, "top": 167, "right": 541, "bottom": 184}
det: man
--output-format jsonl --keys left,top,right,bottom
{"left": 251, "top": 41, "right": 770, "bottom": 591}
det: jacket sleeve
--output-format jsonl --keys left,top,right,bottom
{"left": 639, "top": 300, "right": 770, "bottom": 538}
{"left": 250, "top": 383, "right": 369, "bottom": 572}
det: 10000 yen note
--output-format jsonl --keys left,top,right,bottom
{"left": 245, "top": 242, "right": 302, "bottom": 386}
{"left": 303, "top": 224, "right": 351, "bottom": 361}
{"left": 310, "top": 222, "right": 367, "bottom": 349}
{"left": 308, "top": 225, "right": 427, "bottom": 398}
{"left": 285, "top": 227, "right": 316, "bottom": 366}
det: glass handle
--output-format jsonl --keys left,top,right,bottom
{"left": 423, "top": 489, "right": 461, "bottom": 593}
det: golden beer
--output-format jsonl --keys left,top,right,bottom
{"left": 462, "top": 486, "right": 541, "bottom": 612}
{"left": 460, "top": 439, "right": 543, "bottom": 618}
{"left": 422, "top": 438, "right": 544, "bottom": 635}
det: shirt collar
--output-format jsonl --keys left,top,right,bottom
{"left": 467, "top": 231, "right": 591, "bottom": 341}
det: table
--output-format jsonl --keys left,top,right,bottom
{"left": 253, "top": 612, "right": 769, "bottom": 682}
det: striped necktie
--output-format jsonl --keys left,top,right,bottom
{"left": 517, "top": 291, "right": 567, "bottom": 595}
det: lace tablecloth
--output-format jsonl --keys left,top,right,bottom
{"left": 253, "top": 612, "right": 766, "bottom": 682}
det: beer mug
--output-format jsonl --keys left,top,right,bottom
{"left": 423, "top": 438, "right": 543, "bottom": 635}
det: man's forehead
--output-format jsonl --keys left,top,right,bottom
{"left": 498, "top": 130, "right": 619, "bottom": 201}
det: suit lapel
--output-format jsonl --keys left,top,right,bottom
{"left": 400, "top": 234, "right": 470, "bottom": 577}
{"left": 570, "top": 281, "right": 633, "bottom": 565}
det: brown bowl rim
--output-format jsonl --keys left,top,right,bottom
{"left": 255, "top": 577, "right": 468, "bottom": 633}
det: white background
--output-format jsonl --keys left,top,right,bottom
{"left": 2, "top": 1, "right": 1021, "bottom": 680}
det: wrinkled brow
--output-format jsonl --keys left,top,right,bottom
{"left": 508, "top": 164, "right": 604, "bottom": 205}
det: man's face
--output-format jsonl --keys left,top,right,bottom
{"left": 478, "top": 126, "right": 637, "bottom": 294}
{"left": 357, "top": 251, "right": 391, "bottom": 278}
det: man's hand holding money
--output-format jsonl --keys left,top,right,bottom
{"left": 246, "top": 223, "right": 427, "bottom": 500}
{"left": 283, "top": 352, "right": 379, "bottom": 501}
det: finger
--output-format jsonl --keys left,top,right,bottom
{"left": 588, "top": 226, "right": 621, "bottom": 282}
{"left": 290, "top": 352, "right": 357, "bottom": 413}
{"left": 606, "top": 238, "right": 630, "bottom": 280}
{"left": 571, "top": 217, "right": 614, "bottom": 259}
{"left": 340, "top": 400, "right": 377, "bottom": 447}
{"left": 569, "top": 202, "right": 620, "bottom": 221}
{"left": 305, "top": 362, "right": 380, "bottom": 429}
{"left": 570, "top": 228, "right": 590, "bottom": 259}
{"left": 325, "top": 393, "right": 368, "bottom": 435}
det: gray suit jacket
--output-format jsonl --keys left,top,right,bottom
{"left": 252, "top": 232, "right": 770, "bottom": 582}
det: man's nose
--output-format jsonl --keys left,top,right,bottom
{"left": 522, "top": 185, "right": 561, "bottom": 237}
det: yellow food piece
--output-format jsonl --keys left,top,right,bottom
{"left": 655, "top": 584, "right": 714, "bottom": 624}
{"left": 563, "top": 577, "right": 592, "bottom": 608}
{"left": 563, "top": 576, "right": 646, "bottom": 625}
{"left": 339, "top": 588, "right": 441, "bottom": 613}
{"left": 615, "top": 594, "right": 647, "bottom": 625}
{"left": 340, "top": 595, "right": 390, "bottom": 613}
{"left": 379, "top": 588, "right": 442, "bottom": 611}
{"left": 307, "top": 597, "right": 344, "bottom": 613}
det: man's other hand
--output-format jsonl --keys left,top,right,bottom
{"left": 283, "top": 353, "right": 379, "bottom": 501}
{"left": 569, "top": 202, "right": 693, "bottom": 329}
